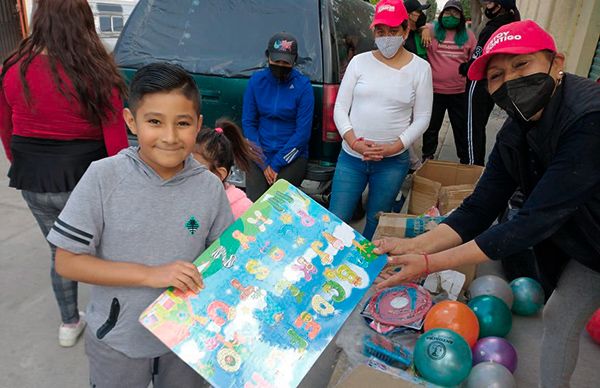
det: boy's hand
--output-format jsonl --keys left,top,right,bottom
{"left": 373, "top": 237, "right": 415, "bottom": 256}
{"left": 145, "top": 261, "right": 204, "bottom": 293}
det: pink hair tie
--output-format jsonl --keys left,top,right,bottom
{"left": 215, "top": 127, "right": 224, "bottom": 134}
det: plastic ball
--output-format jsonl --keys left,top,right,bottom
{"left": 469, "top": 275, "right": 514, "bottom": 309}
{"left": 468, "top": 295, "right": 512, "bottom": 338}
{"left": 509, "top": 277, "right": 545, "bottom": 316}
{"left": 414, "top": 328, "right": 473, "bottom": 386}
{"left": 586, "top": 308, "right": 600, "bottom": 344}
{"left": 424, "top": 300, "right": 480, "bottom": 347}
{"left": 472, "top": 336, "right": 518, "bottom": 373}
{"left": 466, "top": 361, "right": 516, "bottom": 388}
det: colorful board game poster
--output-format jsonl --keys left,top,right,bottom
{"left": 140, "top": 180, "right": 387, "bottom": 387}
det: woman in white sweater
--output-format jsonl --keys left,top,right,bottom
{"left": 329, "top": 0, "right": 433, "bottom": 239}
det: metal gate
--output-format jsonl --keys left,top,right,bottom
{"left": 0, "top": 0, "right": 22, "bottom": 61}
{"left": 589, "top": 37, "right": 600, "bottom": 82}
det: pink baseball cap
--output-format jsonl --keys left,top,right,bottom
{"left": 468, "top": 20, "right": 557, "bottom": 81}
{"left": 370, "top": 0, "right": 409, "bottom": 28}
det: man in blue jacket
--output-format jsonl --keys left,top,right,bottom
{"left": 242, "top": 32, "right": 314, "bottom": 201}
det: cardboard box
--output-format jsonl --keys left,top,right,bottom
{"left": 335, "top": 365, "right": 425, "bottom": 388}
{"left": 375, "top": 213, "right": 446, "bottom": 239}
{"left": 408, "top": 160, "right": 484, "bottom": 215}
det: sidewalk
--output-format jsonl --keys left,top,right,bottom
{"left": 1, "top": 111, "right": 599, "bottom": 387}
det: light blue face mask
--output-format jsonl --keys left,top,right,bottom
{"left": 375, "top": 36, "right": 405, "bottom": 58}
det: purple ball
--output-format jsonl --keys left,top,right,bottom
{"left": 472, "top": 337, "right": 518, "bottom": 373}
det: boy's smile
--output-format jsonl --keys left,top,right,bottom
{"left": 124, "top": 91, "right": 202, "bottom": 180}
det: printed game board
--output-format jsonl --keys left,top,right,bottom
{"left": 140, "top": 180, "right": 387, "bottom": 387}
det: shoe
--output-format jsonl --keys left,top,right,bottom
{"left": 59, "top": 312, "right": 86, "bottom": 347}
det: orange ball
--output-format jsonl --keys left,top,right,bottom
{"left": 424, "top": 300, "right": 480, "bottom": 347}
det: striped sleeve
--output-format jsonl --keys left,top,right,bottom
{"left": 47, "top": 162, "right": 103, "bottom": 255}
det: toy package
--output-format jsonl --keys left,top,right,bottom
{"left": 139, "top": 180, "right": 387, "bottom": 387}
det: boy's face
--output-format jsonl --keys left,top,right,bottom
{"left": 123, "top": 91, "right": 202, "bottom": 180}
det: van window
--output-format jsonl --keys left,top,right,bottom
{"left": 331, "top": 0, "right": 374, "bottom": 79}
{"left": 114, "top": 0, "right": 323, "bottom": 81}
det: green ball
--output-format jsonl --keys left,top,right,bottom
{"left": 510, "top": 277, "right": 545, "bottom": 316}
{"left": 414, "top": 328, "right": 473, "bottom": 386}
{"left": 468, "top": 295, "right": 512, "bottom": 338}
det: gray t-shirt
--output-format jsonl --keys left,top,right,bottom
{"left": 47, "top": 147, "right": 233, "bottom": 358}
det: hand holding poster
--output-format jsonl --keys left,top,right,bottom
{"left": 140, "top": 180, "right": 387, "bottom": 387}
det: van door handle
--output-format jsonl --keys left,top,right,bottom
{"left": 201, "top": 89, "right": 221, "bottom": 101}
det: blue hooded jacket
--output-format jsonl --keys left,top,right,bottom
{"left": 242, "top": 67, "right": 314, "bottom": 172}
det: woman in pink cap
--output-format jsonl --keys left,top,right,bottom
{"left": 329, "top": 0, "right": 433, "bottom": 240}
{"left": 374, "top": 20, "right": 600, "bottom": 387}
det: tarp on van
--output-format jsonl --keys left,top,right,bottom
{"left": 113, "top": 0, "right": 323, "bottom": 81}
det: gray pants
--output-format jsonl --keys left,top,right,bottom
{"left": 540, "top": 259, "right": 600, "bottom": 388}
{"left": 245, "top": 157, "right": 307, "bottom": 202}
{"left": 85, "top": 330, "right": 208, "bottom": 388}
{"left": 21, "top": 190, "right": 79, "bottom": 324}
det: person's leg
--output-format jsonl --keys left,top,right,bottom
{"left": 329, "top": 151, "right": 368, "bottom": 224}
{"left": 277, "top": 157, "right": 308, "bottom": 187}
{"left": 84, "top": 329, "right": 152, "bottom": 388}
{"left": 245, "top": 162, "right": 270, "bottom": 202}
{"left": 363, "top": 151, "right": 410, "bottom": 240}
{"left": 421, "top": 93, "right": 448, "bottom": 160}
{"left": 466, "top": 81, "right": 494, "bottom": 166}
{"left": 540, "top": 260, "right": 600, "bottom": 388}
{"left": 447, "top": 92, "right": 469, "bottom": 164}
{"left": 21, "top": 190, "right": 80, "bottom": 324}
{"left": 153, "top": 351, "right": 210, "bottom": 388}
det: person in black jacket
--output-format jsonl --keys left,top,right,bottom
{"left": 374, "top": 21, "right": 600, "bottom": 388}
{"left": 458, "top": 0, "right": 520, "bottom": 165}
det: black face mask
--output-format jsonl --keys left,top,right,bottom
{"left": 269, "top": 63, "right": 292, "bottom": 81}
{"left": 484, "top": 6, "right": 500, "bottom": 19}
{"left": 491, "top": 72, "right": 557, "bottom": 122}
{"left": 416, "top": 12, "right": 427, "bottom": 29}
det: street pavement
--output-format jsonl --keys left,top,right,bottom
{"left": 1, "top": 110, "right": 599, "bottom": 387}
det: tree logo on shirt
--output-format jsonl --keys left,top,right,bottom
{"left": 185, "top": 216, "right": 200, "bottom": 235}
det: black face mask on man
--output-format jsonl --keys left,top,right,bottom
{"left": 269, "top": 64, "right": 292, "bottom": 81}
{"left": 484, "top": 5, "right": 500, "bottom": 19}
{"left": 491, "top": 61, "right": 558, "bottom": 122}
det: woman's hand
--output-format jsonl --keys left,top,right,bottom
{"left": 354, "top": 140, "right": 384, "bottom": 161}
{"left": 420, "top": 27, "right": 432, "bottom": 47}
{"left": 375, "top": 254, "right": 427, "bottom": 289}
{"left": 264, "top": 166, "right": 278, "bottom": 185}
{"left": 373, "top": 237, "right": 415, "bottom": 256}
{"left": 144, "top": 261, "right": 204, "bottom": 293}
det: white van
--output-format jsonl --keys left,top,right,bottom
{"left": 88, "top": 0, "right": 138, "bottom": 52}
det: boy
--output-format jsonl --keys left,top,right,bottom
{"left": 48, "top": 63, "right": 233, "bottom": 387}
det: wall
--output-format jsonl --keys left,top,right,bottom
{"left": 517, "top": 0, "right": 600, "bottom": 76}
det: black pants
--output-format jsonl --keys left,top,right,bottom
{"left": 246, "top": 158, "right": 307, "bottom": 202}
{"left": 422, "top": 92, "right": 468, "bottom": 163}
{"left": 465, "top": 80, "right": 496, "bottom": 166}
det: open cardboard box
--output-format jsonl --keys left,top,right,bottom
{"left": 408, "top": 160, "right": 484, "bottom": 215}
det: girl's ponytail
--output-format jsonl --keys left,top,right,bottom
{"left": 216, "top": 118, "right": 262, "bottom": 172}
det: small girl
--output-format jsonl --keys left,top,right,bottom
{"left": 194, "top": 118, "right": 262, "bottom": 219}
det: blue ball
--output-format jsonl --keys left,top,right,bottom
{"left": 414, "top": 328, "right": 472, "bottom": 386}
{"left": 468, "top": 295, "right": 512, "bottom": 338}
{"left": 510, "top": 277, "right": 545, "bottom": 316}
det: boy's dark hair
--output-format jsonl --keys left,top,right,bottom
{"left": 195, "top": 118, "right": 262, "bottom": 174}
{"left": 128, "top": 62, "right": 201, "bottom": 114}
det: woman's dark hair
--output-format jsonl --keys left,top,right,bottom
{"left": 128, "top": 62, "right": 201, "bottom": 115}
{"left": 0, "top": 0, "right": 126, "bottom": 127}
{"left": 195, "top": 118, "right": 262, "bottom": 174}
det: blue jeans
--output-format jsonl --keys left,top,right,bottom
{"left": 329, "top": 150, "right": 410, "bottom": 240}
{"left": 21, "top": 190, "right": 79, "bottom": 324}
